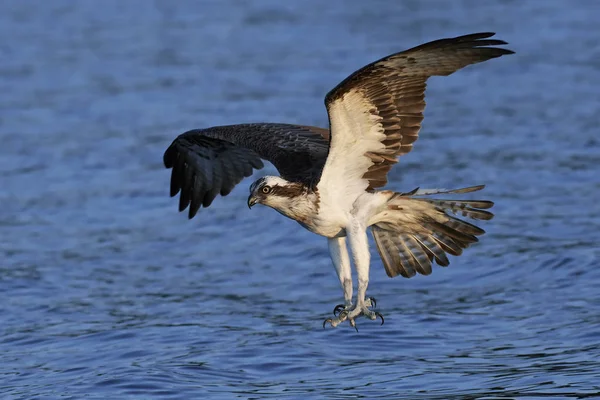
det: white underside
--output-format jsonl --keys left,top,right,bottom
{"left": 300, "top": 191, "right": 389, "bottom": 238}
{"left": 301, "top": 191, "right": 395, "bottom": 309}
{"left": 311, "top": 91, "right": 392, "bottom": 308}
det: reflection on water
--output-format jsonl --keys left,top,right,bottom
{"left": 1, "top": 0, "right": 599, "bottom": 398}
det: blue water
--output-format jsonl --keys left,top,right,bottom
{"left": 2, "top": 1, "right": 600, "bottom": 398}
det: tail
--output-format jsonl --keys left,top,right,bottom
{"left": 371, "top": 185, "right": 494, "bottom": 278}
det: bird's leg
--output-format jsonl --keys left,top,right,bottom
{"left": 323, "top": 222, "right": 383, "bottom": 330}
{"left": 326, "top": 237, "right": 353, "bottom": 316}
{"left": 344, "top": 220, "right": 383, "bottom": 325}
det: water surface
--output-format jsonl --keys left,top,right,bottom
{"left": 1, "top": 1, "right": 599, "bottom": 398}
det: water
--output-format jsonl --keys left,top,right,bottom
{"left": 1, "top": 0, "right": 599, "bottom": 398}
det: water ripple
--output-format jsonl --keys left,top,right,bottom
{"left": 1, "top": 0, "right": 600, "bottom": 398}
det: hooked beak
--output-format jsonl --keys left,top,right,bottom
{"left": 247, "top": 194, "right": 258, "bottom": 209}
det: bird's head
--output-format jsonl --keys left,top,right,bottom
{"left": 247, "top": 176, "right": 306, "bottom": 212}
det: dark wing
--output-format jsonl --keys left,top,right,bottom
{"left": 317, "top": 32, "right": 514, "bottom": 205}
{"left": 163, "top": 123, "right": 329, "bottom": 219}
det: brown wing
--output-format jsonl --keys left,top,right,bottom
{"left": 321, "top": 32, "right": 514, "bottom": 191}
{"left": 163, "top": 123, "right": 329, "bottom": 219}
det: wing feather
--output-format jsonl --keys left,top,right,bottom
{"left": 317, "top": 33, "right": 513, "bottom": 209}
{"left": 189, "top": 173, "right": 204, "bottom": 219}
{"left": 179, "top": 160, "right": 194, "bottom": 212}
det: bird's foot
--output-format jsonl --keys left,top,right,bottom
{"left": 332, "top": 297, "right": 376, "bottom": 316}
{"left": 323, "top": 297, "right": 383, "bottom": 332}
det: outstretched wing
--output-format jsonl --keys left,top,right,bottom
{"left": 317, "top": 32, "right": 514, "bottom": 211}
{"left": 164, "top": 123, "right": 329, "bottom": 219}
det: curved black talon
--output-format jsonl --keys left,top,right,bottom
{"left": 333, "top": 304, "right": 345, "bottom": 316}
{"left": 323, "top": 318, "right": 332, "bottom": 329}
{"left": 375, "top": 312, "right": 384, "bottom": 325}
{"left": 369, "top": 297, "right": 377, "bottom": 308}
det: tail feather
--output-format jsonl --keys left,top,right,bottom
{"left": 426, "top": 220, "right": 479, "bottom": 245}
{"left": 413, "top": 234, "right": 449, "bottom": 266}
{"left": 406, "top": 185, "right": 494, "bottom": 220}
{"left": 432, "top": 233, "right": 464, "bottom": 256}
{"left": 444, "top": 215, "right": 486, "bottom": 236}
{"left": 428, "top": 199, "right": 494, "bottom": 220}
{"left": 400, "top": 235, "right": 432, "bottom": 275}
{"left": 394, "top": 235, "right": 419, "bottom": 278}
{"left": 372, "top": 226, "right": 415, "bottom": 278}
{"left": 408, "top": 184, "right": 486, "bottom": 196}
{"left": 371, "top": 185, "right": 494, "bottom": 278}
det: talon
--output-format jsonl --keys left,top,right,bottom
{"left": 349, "top": 318, "right": 358, "bottom": 333}
{"left": 375, "top": 312, "right": 384, "bottom": 325}
{"left": 369, "top": 297, "right": 377, "bottom": 308}
{"left": 333, "top": 304, "right": 345, "bottom": 316}
{"left": 323, "top": 318, "right": 333, "bottom": 329}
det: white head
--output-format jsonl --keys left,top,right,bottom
{"left": 247, "top": 176, "right": 310, "bottom": 217}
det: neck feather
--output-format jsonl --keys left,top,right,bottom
{"left": 270, "top": 185, "right": 319, "bottom": 223}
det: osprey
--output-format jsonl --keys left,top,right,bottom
{"left": 164, "top": 33, "right": 513, "bottom": 330}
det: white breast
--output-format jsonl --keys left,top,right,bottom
{"left": 301, "top": 191, "right": 389, "bottom": 238}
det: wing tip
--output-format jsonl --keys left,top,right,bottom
{"left": 163, "top": 127, "right": 274, "bottom": 221}
{"left": 163, "top": 143, "right": 177, "bottom": 169}
{"left": 188, "top": 206, "right": 200, "bottom": 219}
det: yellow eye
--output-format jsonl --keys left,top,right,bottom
{"left": 261, "top": 186, "right": 271, "bottom": 194}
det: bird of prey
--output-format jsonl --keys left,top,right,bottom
{"left": 164, "top": 32, "right": 513, "bottom": 330}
